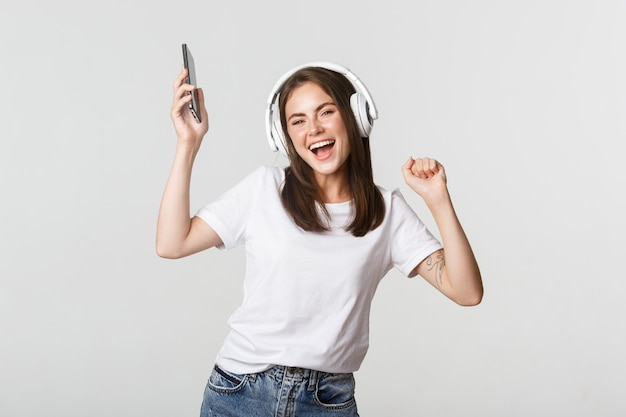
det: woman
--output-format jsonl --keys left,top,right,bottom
{"left": 157, "top": 63, "right": 483, "bottom": 417}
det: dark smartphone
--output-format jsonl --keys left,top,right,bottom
{"left": 182, "top": 43, "right": 201, "bottom": 123}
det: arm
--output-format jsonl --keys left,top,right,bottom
{"left": 402, "top": 157, "right": 483, "bottom": 306}
{"left": 156, "top": 68, "right": 222, "bottom": 259}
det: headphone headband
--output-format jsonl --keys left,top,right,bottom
{"left": 265, "top": 62, "right": 378, "bottom": 155}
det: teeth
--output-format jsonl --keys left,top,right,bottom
{"left": 309, "top": 140, "right": 335, "bottom": 151}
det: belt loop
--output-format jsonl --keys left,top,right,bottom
{"left": 307, "top": 370, "right": 319, "bottom": 392}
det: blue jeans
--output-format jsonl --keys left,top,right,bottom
{"left": 200, "top": 364, "right": 360, "bottom": 417}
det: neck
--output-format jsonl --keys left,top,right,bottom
{"left": 315, "top": 172, "right": 352, "bottom": 203}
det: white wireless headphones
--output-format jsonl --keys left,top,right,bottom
{"left": 265, "top": 62, "right": 378, "bottom": 156}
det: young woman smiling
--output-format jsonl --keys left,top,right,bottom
{"left": 157, "top": 63, "right": 483, "bottom": 417}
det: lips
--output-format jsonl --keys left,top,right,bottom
{"left": 309, "top": 139, "right": 335, "bottom": 157}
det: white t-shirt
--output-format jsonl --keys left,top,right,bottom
{"left": 196, "top": 166, "right": 442, "bottom": 374}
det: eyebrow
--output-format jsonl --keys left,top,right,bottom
{"left": 287, "top": 102, "right": 336, "bottom": 122}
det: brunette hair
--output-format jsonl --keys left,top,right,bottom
{"left": 278, "top": 67, "right": 385, "bottom": 237}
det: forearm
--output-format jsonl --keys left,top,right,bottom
{"left": 427, "top": 193, "right": 483, "bottom": 306}
{"left": 156, "top": 143, "right": 198, "bottom": 258}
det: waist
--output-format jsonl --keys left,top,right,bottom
{"left": 263, "top": 365, "right": 321, "bottom": 381}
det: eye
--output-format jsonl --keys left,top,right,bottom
{"left": 320, "top": 107, "right": 335, "bottom": 117}
{"left": 290, "top": 119, "right": 304, "bottom": 126}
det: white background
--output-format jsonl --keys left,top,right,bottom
{"left": 1, "top": 0, "right": 625, "bottom": 416}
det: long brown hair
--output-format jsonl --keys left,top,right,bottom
{"left": 278, "top": 67, "right": 385, "bottom": 237}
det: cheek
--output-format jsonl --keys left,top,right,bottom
{"left": 287, "top": 128, "right": 306, "bottom": 148}
{"left": 330, "top": 115, "right": 348, "bottom": 136}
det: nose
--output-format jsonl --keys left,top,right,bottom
{"left": 309, "top": 119, "right": 322, "bottom": 135}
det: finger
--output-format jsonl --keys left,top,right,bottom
{"left": 173, "top": 67, "right": 189, "bottom": 91}
{"left": 173, "top": 87, "right": 194, "bottom": 107}
{"left": 413, "top": 158, "right": 426, "bottom": 178}
{"left": 172, "top": 84, "right": 195, "bottom": 107}
{"left": 401, "top": 157, "right": 415, "bottom": 180}
{"left": 401, "top": 158, "right": 419, "bottom": 185}
{"left": 196, "top": 87, "right": 205, "bottom": 107}
{"left": 414, "top": 157, "right": 437, "bottom": 178}
{"left": 424, "top": 157, "right": 438, "bottom": 177}
{"left": 171, "top": 91, "right": 193, "bottom": 120}
{"left": 402, "top": 157, "right": 414, "bottom": 172}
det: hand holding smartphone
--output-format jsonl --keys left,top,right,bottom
{"left": 182, "top": 43, "right": 201, "bottom": 123}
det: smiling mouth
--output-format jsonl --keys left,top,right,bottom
{"left": 309, "top": 140, "right": 335, "bottom": 156}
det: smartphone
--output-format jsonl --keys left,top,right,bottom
{"left": 182, "top": 43, "right": 201, "bottom": 123}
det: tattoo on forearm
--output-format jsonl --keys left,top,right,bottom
{"left": 426, "top": 252, "right": 445, "bottom": 288}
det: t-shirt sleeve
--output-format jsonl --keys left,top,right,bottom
{"left": 195, "top": 166, "right": 268, "bottom": 250}
{"left": 388, "top": 189, "right": 443, "bottom": 277}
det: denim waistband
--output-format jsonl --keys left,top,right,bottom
{"left": 264, "top": 365, "right": 317, "bottom": 380}
{"left": 262, "top": 365, "right": 322, "bottom": 391}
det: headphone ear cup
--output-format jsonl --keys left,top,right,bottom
{"left": 272, "top": 119, "right": 288, "bottom": 156}
{"left": 350, "top": 92, "right": 373, "bottom": 137}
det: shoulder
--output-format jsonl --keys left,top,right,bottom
{"left": 374, "top": 185, "right": 423, "bottom": 226}
{"left": 235, "top": 165, "right": 285, "bottom": 189}
{"left": 376, "top": 185, "right": 410, "bottom": 208}
{"left": 256, "top": 165, "right": 286, "bottom": 181}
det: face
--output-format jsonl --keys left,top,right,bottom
{"left": 284, "top": 82, "right": 351, "bottom": 183}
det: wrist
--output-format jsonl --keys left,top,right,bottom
{"left": 176, "top": 137, "right": 201, "bottom": 153}
{"left": 173, "top": 140, "right": 201, "bottom": 165}
{"left": 423, "top": 187, "right": 452, "bottom": 212}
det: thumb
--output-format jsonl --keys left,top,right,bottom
{"left": 196, "top": 88, "right": 209, "bottom": 125}
{"left": 402, "top": 157, "right": 414, "bottom": 172}
{"left": 401, "top": 157, "right": 415, "bottom": 181}
{"left": 196, "top": 87, "right": 205, "bottom": 106}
